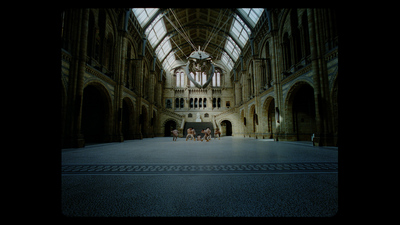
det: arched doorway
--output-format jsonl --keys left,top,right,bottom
{"left": 262, "top": 97, "right": 276, "bottom": 139}
{"left": 122, "top": 97, "right": 134, "bottom": 140}
{"left": 267, "top": 99, "right": 276, "bottom": 138}
{"left": 164, "top": 120, "right": 177, "bottom": 137}
{"left": 250, "top": 104, "right": 257, "bottom": 135}
{"left": 220, "top": 120, "right": 232, "bottom": 136}
{"left": 286, "top": 82, "right": 316, "bottom": 141}
{"left": 82, "top": 84, "right": 111, "bottom": 144}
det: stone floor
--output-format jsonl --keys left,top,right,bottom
{"left": 61, "top": 137, "right": 338, "bottom": 217}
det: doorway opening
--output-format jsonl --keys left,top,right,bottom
{"left": 220, "top": 120, "right": 232, "bottom": 136}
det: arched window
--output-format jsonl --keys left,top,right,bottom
{"left": 301, "top": 11, "right": 311, "bottom": 57}
{"left": 190, "top": 72, "right": 195, "bottom": 87}
{"left": 283, "top": 32, "right": 291, "bottom": 71}
{"left": 180, "top": 72, "right": 184, "bottom": 87}
{"left": 212, "top": 71, "right": 221, "bottom": 87}
{"left": 176, "top": 71, "right": 180, "bottom": 87}
{"left": 176, "top": 71, "right": 185, "bottom": 87}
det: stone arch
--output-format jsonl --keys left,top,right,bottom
{"left": 259, "top": 37, "right": 271, "bottom": 59}
{"left": 163, "top": 118, "right": 178, "bottom": 137}
{"left": 81, "top": 82, "right": 113, "bottom": 144}
{"left": 249, "top": 104, "right": 257, "bottom": 136}
{"left": 262, "top": 96, "right": 275, "bottom": 139}
{"left": 278, "top": 9, "right": 293, "bottom": 38}
{"left": 284, "top": 81, "right": 316, "bottom": 141}
{"left": 220, "top": 120, "right": 233, "bottom": 136}
{"left": 240, "top": 109, "right": 245, "bottom": 136}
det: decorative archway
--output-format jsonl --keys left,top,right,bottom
{"left": 81, "top": 82, "right": 112, "bottom": 144}
{"left": 249, "top": 104, "right": 257, "bottom": 135}
{"left": 285, "top": 81, "right": 316, "bottom": 141}
{"left": 262, "top": 96, "right": 275, "bottom": 139}
{"left": 163, "top": 119, "right": 177, "bottom": 137}
{"left": 220, "top": 120, "right": 232, "bottom": 136}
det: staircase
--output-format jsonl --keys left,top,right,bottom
{"left": 183, "top": 122, "right": 214, "bottom": 138}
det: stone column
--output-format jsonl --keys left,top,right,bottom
{"left": 234, "top": 81, "right": 242, "bottom": 107}
{"left": 70, "top": 8, "right": 89, "bottom": 148}
{"left": 308, "top": 9, "right": 334, "bottom": 146}
{"left": 113, "top": 29, "right": 128, "bottom": 142}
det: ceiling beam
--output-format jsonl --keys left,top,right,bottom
{"left": 153, "top": 22, "right": 243, "bottom": 51}
{"left": 160, "top": 40, "right": 236, "bottom": 66}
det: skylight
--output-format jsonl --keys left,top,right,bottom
{"left": 132, "top": 8, "right": 175, "bottom": 70}
{"left": 145, "top": 14, "right": 167, "bottom": 47}
{"left": 224, "top": 36, "right": 240, "bottom": 61}
{"left": 155, "top": 36, "right": 172, "bottom": 61}
{"left": 241, "top": 8, "right": 264, "bottom": 25}
{"left": 131, "top": 8, "right": 263, "bottom": 73}
{"left": 162, "top": 51, "right": 176, "bottom": 70}
{"left": 221, "top": 51, "right": 234, "bottom": 71}
{"left": 131, "top": 8, "right": 158, "bottom": 27}
{"left": 230, "top": 14, "right": 250, "bottom": 48}
{"left": 236, "top": 8, "right": 264, "bottom": 29}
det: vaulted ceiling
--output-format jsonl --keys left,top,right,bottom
{"left": 163, "top": 9, "right": 233, "bottom": 60}
{"left": 132, "top": 8, "right": 265, "bottom": 71}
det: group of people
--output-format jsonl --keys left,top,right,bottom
{"left": 170, "top": 127, "right": 221, "bottom": 142}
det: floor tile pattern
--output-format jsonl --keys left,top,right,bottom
{"left": 62, "top": 162, "right": 338, "bottom": 174}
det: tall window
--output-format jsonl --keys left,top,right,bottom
{"left": 176, "top": 71, "right": 180, "bottom": 87}
{"left": 176, "top": 71, "right": 185, "bottom": 87}
{"left": 212, "top": 72, "right": 221, "bottom": 87}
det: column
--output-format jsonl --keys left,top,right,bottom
{"left": 113, "top": 29, "right": 128, "bottom": 142}
{"left": 68, "top": 9, "right": 89, "bottom": 148}
{"left": 148, "top": 72, "right": 155, "bottom": 104}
